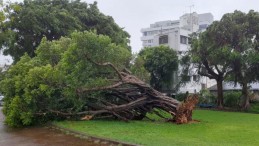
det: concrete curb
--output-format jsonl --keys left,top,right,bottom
{"left": 50, "top": 123, "right": 141, "bottom": 146}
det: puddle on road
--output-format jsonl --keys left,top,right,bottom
{"left": 0, "top": 108, "right": 107, "bottom": 146}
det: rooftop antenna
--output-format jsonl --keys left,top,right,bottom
{"left": 189, "top": 4, "right": 194, "bottom": 32}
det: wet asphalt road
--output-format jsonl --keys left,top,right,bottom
{"left": 0, "top": 107, "right": 105, "bottom": 146}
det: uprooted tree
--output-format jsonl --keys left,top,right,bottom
{"left": 0, "top": 32, "right": 198, "bottom": 127}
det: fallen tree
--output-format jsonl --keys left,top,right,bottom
{"left": 1, "top": 32, "right": 198, "bottom": 127}
{"left": 51, "top": 56, "right": 199, "bottom": 124}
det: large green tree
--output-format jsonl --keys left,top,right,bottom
{"left": 190, "top": 10, "right": 259, "bottom": 109}
{"left": 219, "top": 10, "right": 259, "bottom": 109}
{"left": 136, "top": 46, "right": 179, "bottom": 91}
{"left": 0, "top": 0, "right": 130, "bottom": 62}
{"left": 190, "top": 30, "right": 233, "bottom": 108}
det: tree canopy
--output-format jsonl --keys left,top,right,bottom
{"left": 0, "top": 31, "right": 131, "bottom": 127}
{"left": 136, "top": 46, "right": 179, "bottom": 91}
{"left": 190, "top": 29, "right": 233, "bottom": 108}
{"left": 190, "top": 10, "right": 259, "bottom": 108}
{"left": 217, "top": 10, "right": 259, "bottom": 109}
{"left": 0, "top": 0, "right": 130, "bottom": 62}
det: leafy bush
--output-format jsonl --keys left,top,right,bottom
{"left": 223, "top": 91, "right": 241, "bottom": 108}
{"left": 247, "top": 102, "right": 259, "bottom": 113}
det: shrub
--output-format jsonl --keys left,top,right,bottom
{"left": 223, "top": 91, "right": 241, "bottom": 108}
{"left": 247, "top": 102, "right": 259, "bottom": 113}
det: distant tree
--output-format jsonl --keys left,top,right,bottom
{"left": 220, "top": 10, "right": 259, "bottom": 109}
{"left": 190, "top": 10, "right": 259, "bottom": 109}
{"left": 137, "top": 46, "right": 179, "bottom": 91}
{"left": 0, "top": 0, "right": 130, "bottom": 62}
{"left": 190, "top": 25, "right": 233, "bottom": 108}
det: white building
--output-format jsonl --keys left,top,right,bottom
{"left": 198, "top": 13, "right": 214, "bottom": 31}
{"left": 0, "top": 50, "right": 12, "bottom": 71}
{"left": 140, "top": 12, "right": 215, "bottom": 93}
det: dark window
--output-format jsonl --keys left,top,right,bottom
{"left": 143, "top": 32, "right": 147, "bottom": 36}
{"left": 193, "top": 75, "right": 199, "bottom": 82}
{"left": 199, "top": 24, "right": 208, "bottom": 30}
{"left": 201, "top": 83, "right": 206, "bottom": 89}
{"left": 180, "top": 35, "right": 187, "bottom": 44}
{"left": 182, "top": 75, "right": 191, "bottom": 82}
{"left": 159, "top": 35, "right": 168, "bottom": 44}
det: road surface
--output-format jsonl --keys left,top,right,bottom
{"left": 0, "top": 107, "right": 105, "bottom": 146}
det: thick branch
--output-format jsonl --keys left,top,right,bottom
{"left": 78, "top": 81, "right": 123, "bottom": 93}
{"left": 84, "top": 54, "right": 123, "bottom": 80}
{"left": 202, "top": 59, "right": 219, "bottom": 78}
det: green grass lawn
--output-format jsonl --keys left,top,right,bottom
{"left": 55, "top": 110, "right": 259, "bottom": 146}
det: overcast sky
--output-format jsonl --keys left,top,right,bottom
{"left": 1, "top": 0, "right": 259, "bottom": 64}
{"left": 84, "top": 0, "right": 259, "bottom": 53}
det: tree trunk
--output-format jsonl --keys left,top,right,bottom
{"left": 241, "top": 82, "right": 250, "bottom": 110}
{"left": 216, "top": 80, "right": 224, "bottom": 109}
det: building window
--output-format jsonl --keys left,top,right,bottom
{"left": 182, "top": 75, "right": 191, "bottom": 82}
{"left": 143, "top": 32, "right": 147, "bottom": 36}
{"left": 148, "top": 39, "right": 153, "bottom": 43}
{"left": 159, "top": 35, "right": 168, "bottom": 44}
{"left": 193, "top": 75, "right": 199, "bottom": 82}
{"left": 180, "top": 35, "right": 187, "bottom": 44}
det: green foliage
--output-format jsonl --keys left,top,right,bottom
{"left": 199, "top": 89, "right": 216, "bottom": 104}
{"left": 60, "top": 31, "right": 131, "bottom": 90}
{"left": 130, "top": 54, "right": 150, "bottom": 83}
{"left": 209, "top": 10, "right": 259, "bottom": 108}
{"left": 224, "top": 91, "right": 242, "bottom": 108}
{"left": 0, "top": 0, "right": 130, "bottom": 62}
{"left": 136, "top": 46, "right": 179, "bottom": 91}
{"left": 0, "top": 31, "right": 131, "bottom": 127}
{"left": 189, "top": 10, "right": 259, "bottom": 107}
{"left": 35, "top": 37, "right": 71, "bottom": 66}
{"left": 247, "top": 102, "right": 259, "bottom": 113}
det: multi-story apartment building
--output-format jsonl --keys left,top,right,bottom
{"left": 140, "top": 12, "right": 214, "bottom": 93}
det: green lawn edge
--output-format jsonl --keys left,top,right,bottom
{"left": 55, "top": 110, "right": 259, "bottom": 146}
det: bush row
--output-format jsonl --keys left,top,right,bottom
{"left": 174, "top": 90, "right": 242, "bottom": 108}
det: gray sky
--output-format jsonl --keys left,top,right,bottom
{"left": 1, "top": 0, "right": 259, "bottom": 64}
{"left": 84, "top": 0, "right": 259, "bottom": 53}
